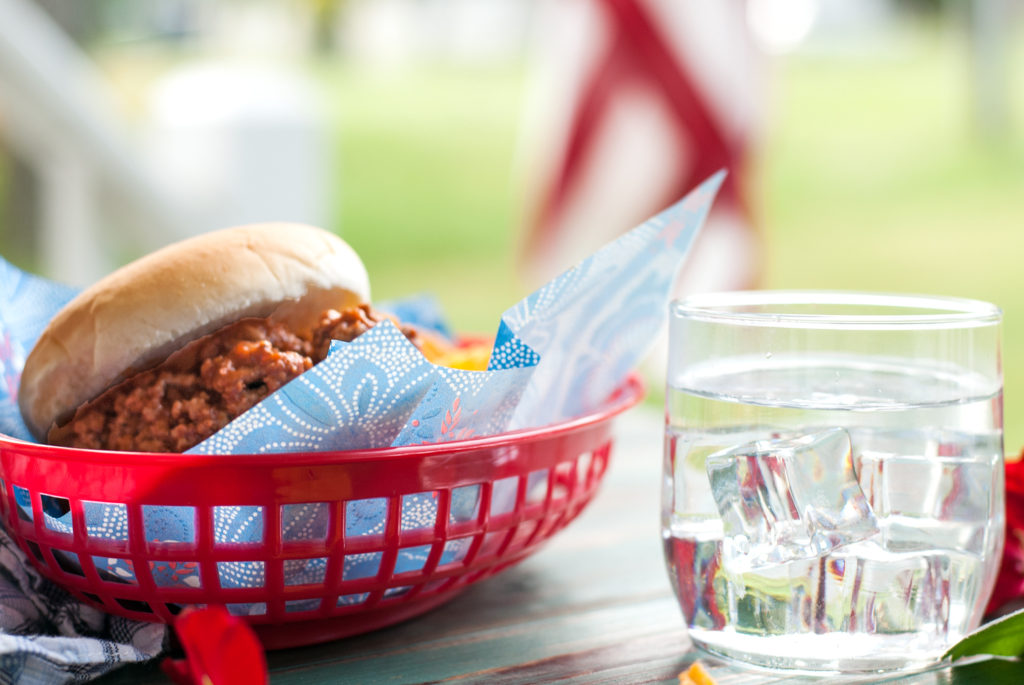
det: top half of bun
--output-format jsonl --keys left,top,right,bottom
{"left": 18, "top": 223, "right": 370, "bottom": 441}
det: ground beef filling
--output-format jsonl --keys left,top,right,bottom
{"left": 52, "top": 305, "right": 420, "bottom": 453}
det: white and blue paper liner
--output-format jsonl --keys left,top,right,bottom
{"left": 188, "top": 320, "right": 539, "bottom": 454}
{"left": 379, "top": 293, "right": 453, "bottom": 340}
{"left": 501, "top": 171, "right": 724, "bottom": 428}
{"left": 391, "top": 363, "right": 536, "bottom": 446}
{"left": 188, "top": 322, "right": 437, "bottom": 454}
{"left": 0, "top": 257, "right": 77, "bottom": 442}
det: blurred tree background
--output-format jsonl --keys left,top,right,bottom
{"left": 1, "top": 0, "right": 1023, "bottom": 445}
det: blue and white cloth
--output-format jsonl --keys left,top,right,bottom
{"left": 0, "top": 526, "right": 166, "bottom": 684}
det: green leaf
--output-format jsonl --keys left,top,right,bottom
{"left": 945, "top": 608, "right": 1024, "bottom": 661}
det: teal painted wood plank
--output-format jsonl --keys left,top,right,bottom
{"left": 268, "top": 594, "right": 684, "bottom": 684}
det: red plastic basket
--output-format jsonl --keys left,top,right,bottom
{"left": 0, "top": 375, "right": 642, "bottom": 649}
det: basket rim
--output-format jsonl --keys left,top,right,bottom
{"left": 0, "top": 374, "right": 644, "bottom": 466}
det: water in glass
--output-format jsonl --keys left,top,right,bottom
{"left": 663, "top": 355, "right": 1003, "bottom": 672}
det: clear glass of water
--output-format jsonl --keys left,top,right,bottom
{"left": 662, "top": 291, "right": 1004, "bottom": 673}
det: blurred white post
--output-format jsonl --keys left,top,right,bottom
{"left": 967, "top": 0, "right": 1013, "bottom": 140}
{"left": 145, "top": 64, "right": 330, "bottom": 239}
{"left": 35, "top": 153, "right": 102, "bottom": 286}
{"left": 0, "top": 0, "right": 193, "bottom": 285}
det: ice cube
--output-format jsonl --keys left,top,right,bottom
{"left": 853, "top": 428, "right": 1000, "bottom": 556}
{"left": 706, "top": 428, "right": 879, "bottom": 570}
{"left": 831, "top": 539, "right": 983, "bottom": 636}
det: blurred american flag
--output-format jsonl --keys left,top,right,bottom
{"left": 520, "top": 0, "right": 763, "bottom": 295}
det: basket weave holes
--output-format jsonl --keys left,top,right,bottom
{"left": 507, "top": 520, "right": 540, "bottom": 550}
{"left": 438, "top": 537, "right": 473, "bottom": 568}
{"left": 342, "top": 552, "right": 382, "bottom": 581}
{"left": 576, "top": 451, "right": 593, "bottom": 488}
{"left": 592, "top": 441, "right": 612, "bottom": 479}
{"left": 150, "top": 559, "right": 202, "bottom": 589}
{"left": 227, "top": 602, "right": 267, "bottom": 616}
{"left": 41, "top": 494, "right": 72, "bottom": 535}
{"left": 285, "top": 598, "right": 322, "bottom": 613}
{"left": 382, "top": 586, "right": 412, "bottom": 600}
{"left": 217, "top": 560, "right": 265, "bottom": 589}
{"left": 115, "top": 598, "right": 153, "bottom": 614}
{"left": 213, "top": 505, "right": 264, "bottom": 545}
{"left": 336, "top": 592, "right": 368, "bottom": 607}
{"left": 400, "top": 492, "right": 438, "bottom": 533}
{"left": 420, "top": 579, "right": 451, "bottom": 594}
{"left": 281, "top": 503, "right": 329, "bottom": 544}
{"left": 283, "top": 557, "right": 328, "bottom": 586}
{"left": 395, "top": 544, "right": 432, "bottom": 575}
{"left": 449, "top": 485, "right": 481, "bottom": 524}
{"left": 490, "top": 477, "right": 518, "bottom": 517}
{"left": 479, "top": 531, "right": 508, "bottom": 558}
{"left": 143, "top": 505, "right": 196, "bottom": 546}
{"left": 93, "top": 556, "right": 136, "bottom": 585}
{"left": 52, "top": 549, "right": 84, "bottom": 577}
{"left": 551, "top": 462, "right": 575, "bottom": 501}
{"left": 525, "top": 470, "right": 549, "bottom": 504}
{"left": 83, "top": 501, "right": 129, "bottom": 543}
{"left": 24, "top": 540, "right": 44, "bottom": 563}
{"left": 12, "top": 485, "right": 32, "bottom": 522}
{"left": 344, "top": 498, "right": 387, "bottom": 538}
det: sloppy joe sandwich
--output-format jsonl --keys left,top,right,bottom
{"left": 18, "top": 223, "right": 453, "bottom": 453}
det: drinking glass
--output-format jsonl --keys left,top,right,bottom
{"left": 662, "top": 291, "right": 1004, "bottom": 673}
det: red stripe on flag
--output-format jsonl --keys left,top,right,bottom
{"left": 526, "top": 0, "right": 751, "bottom": 261}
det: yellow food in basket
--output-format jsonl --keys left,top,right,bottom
{"left": 678, "top": 662, "right": 716, "bottom": 685}
{"left": 417, "top": 330, "right": 492, "bottom": 371}
{"left": 434, "top": 343, "right": 491, "bottom": 371}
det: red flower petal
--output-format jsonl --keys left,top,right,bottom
{"left": 988, "top": 454, "right": 1024, "bottom": 615}
{"left": 161, "top": 606, "right": 268, "bottom": 685}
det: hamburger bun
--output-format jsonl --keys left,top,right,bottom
{"left": 18, "top": 223, "right": 370, "bottom": 441}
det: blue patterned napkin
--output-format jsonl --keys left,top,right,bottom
{"left": 0, "top": 258, "right": 77, "bottom": 443}
{"left": 190, "top": 322, "right": 438, "bottom": 454}
{"left": 188, "top": 321, "right": 537, "bottom": 454}
{"left": 502, "top": 170, "right": 724, "bottom": 429}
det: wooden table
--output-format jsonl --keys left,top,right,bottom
{"left": 98, "top": 406, "right": 1024, "bottom": 684}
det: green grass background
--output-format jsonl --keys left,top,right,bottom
{"left": 4, "top": 23, "right": 1023, "bottom": 449}
{"left": 758, "top": 32, "right": 1024, "bottom": 451}
{"left": 323, "top": 30, "right": 1024, "bottom": 449}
